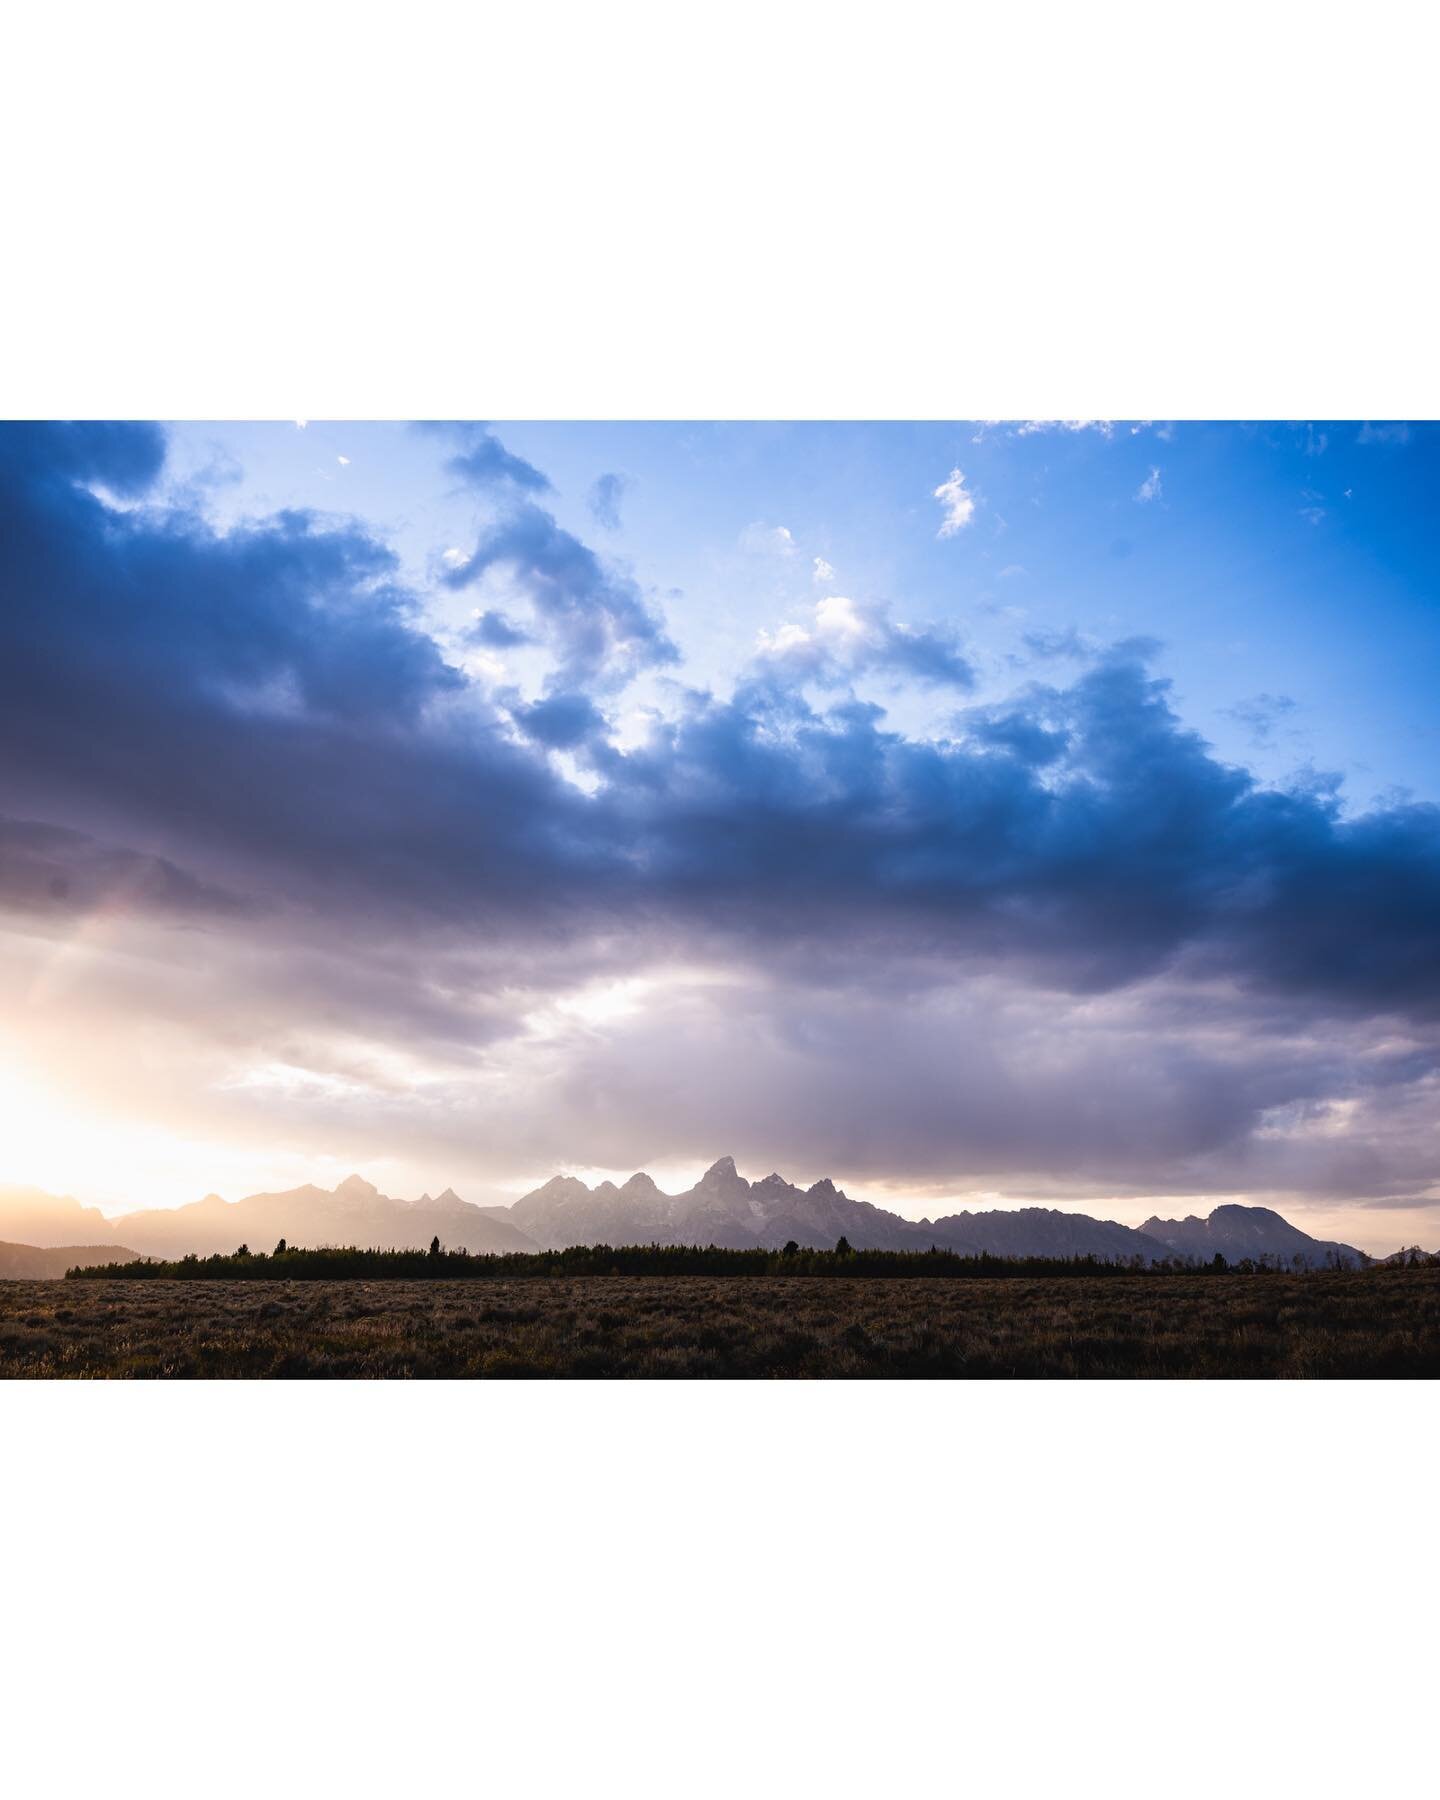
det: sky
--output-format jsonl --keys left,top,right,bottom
{"left": 1, "top": 418, "right": 1437, "bottom": 1252}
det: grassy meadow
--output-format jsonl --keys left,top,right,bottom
{"left": 2, "top": 1269, "right": 1438, "bottom": 1378}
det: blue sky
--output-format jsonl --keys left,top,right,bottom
{"left": 165, "top": 419, "right": 1438, "bottom": 812}
{"left": 3, "top": 419, "right": 1438, "bottom": 1251}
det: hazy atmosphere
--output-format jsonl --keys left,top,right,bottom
{"left": 3, "top": 420, "right": 1437, "bottom": 1254}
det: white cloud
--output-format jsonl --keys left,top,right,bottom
{"left": 812, "top": 556, "right": 836, "bottom": 585}
{"left": 755, "top": 595, "right": 868, "bottom": 670}
{"left": 1357, "top": 421, "right": 1410, "bottom": 445}
{"left": 933, "top": 468, "right": 977, "bottom": 537}
{"left": 740, "top": 522, "right": 796, "bottom": 556}
{"left": 1014, "top": 420, "right": 1114, "bottom": 438}
{"left": 337, "top": 454, "right": 350, "bottom": 467}
{"left": 753, "top": 595, "right": 972, "bottom": 689}
{"left": 1135, "top": 467, "right": 1162, "bottom": 503}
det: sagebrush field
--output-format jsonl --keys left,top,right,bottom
{"left": 3, "top": 1270, "right": 1439, "bottom": 1378}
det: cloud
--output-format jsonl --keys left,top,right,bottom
{"left": 812, "top": 557, "right": 836, "bottom": 584}
{"left": 467, "top": 609, "right": 534, "bottom": 649}
{"left": 6, "top": 424, "right": 1438, "bottom": 1028}
{"left": 740, "top": 522, "right": 796, "bottom": 556}
{"left": 442, "top": 501, "right": 678, "bottom": 691}
{"left": 932, "top": 468, "right": 976, "bottom": 537}
{"left": 1020, "top": 626, "right": 1092, "bottom": 661}
{"left": 1014, "top": 420, "right": 1114, "bottom": 438}
{"left": 1357, "top": 422, "right": 1411, "bottom": 446}
{"left": 751, "top": 597, "right": 975, "bottom": 693}
{"left": 0, "top": 816, "right": 251, "bottom": 922}
{"left": 1135, "top": 466, "right": 1162, "bottom": 503}
{"left": 1224, "top": 693, "right": 1297, "bottom": 747}
{"left": 979, "top": 420, "right": 1150, "bottom": 444}
{"left": 428, "top": 422, "right": 551, "bottom": 494}
{"left": 588, "top": 472, "right": 629, "bottom": 530}
{"left": 511, "top": 691, "right": 609, "bottom": 751}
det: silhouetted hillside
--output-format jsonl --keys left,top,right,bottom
{"left": 0, "top": 1176, "right": 537, "bottom": 1258}
{"left": 0, "top": 1186, "right": 118, "bottom": 1248}
{"left": 1139, "top": 1204, "right": 1367, "bottom": 1269}
{"left": 0, "top": 1240, "right": 138, "bottom": 1279}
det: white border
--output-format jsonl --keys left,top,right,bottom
{"left": 4, "top": 2, "right": 1436, "bottom": 420}
{"left": 4, "top": 1382, "right": 1436, "bottom": 1798}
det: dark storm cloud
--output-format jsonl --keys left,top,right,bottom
{"left": 5, "top": 419, "right": 168, "bottom": 497}
{"left": 955, "top": 696, "right": 1068, "bottom": 765}
{"left": 442, "top": 500, "right": 679, "bottom": 691}
{"left": 0, "top": 816, "right": 251, "bottom": 920}
{"left": 3, "top": 421, "right": 1440, "bottom": 1034}
{"left": 0, "top": 422, "right": 601, "bottom": 925}
{"left": 511, "top": 692, "right": 609, "bottom": 752}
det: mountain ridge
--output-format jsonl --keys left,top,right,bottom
{"left": 0, "top": 1163, "right": 1376, "bottom": 1266}
{"left": 1138, "top": 1203, "right": 1366, "bottom": 1270}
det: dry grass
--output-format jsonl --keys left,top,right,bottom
{"left": 3, "top": 1271, "right": 1439, "bottom": 1378}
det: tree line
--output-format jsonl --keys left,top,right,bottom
{"left": 62, "top": 1239, "right": 1432, "bottom": 1281}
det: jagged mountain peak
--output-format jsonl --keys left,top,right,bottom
{"left": 334, "top": 1173, "right": 379, "bottom": 1198}
{"left": 537, "top": 1173, "right": 590, "bottom": 1196}
{"left": 622, "top": 1171, "right": 660, "bottom": 1193}
{"left": 702, "top": 1155, "right": 740, "bottom": 1179}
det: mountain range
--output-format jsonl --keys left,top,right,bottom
{"left": 0, "top": 1159, "right": 1374, "bottom": 1267}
